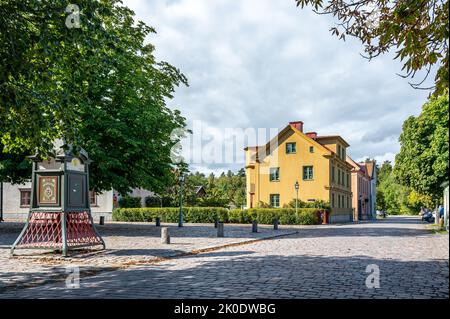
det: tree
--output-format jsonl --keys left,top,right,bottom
{"left": 0, "top": 146, "right": 31, "bottom": 184}
{"left": 377, "top": 158, "right": 438, "bottom": 214}
{"left": 377, "top": 170, "right": 414, "bottom": 214}
{"left": 147, "top": 168, "right": 247, "bottom": 208}
{"left": 377, "top": 160, "right": 393, "bottom": 184}
{"left": 295, "top": 0, "right": 449, "bottom": 95}
{"left": 395, "top": 91, "right": 449, "bottom": 201}
{"left": 375, "top": 160, "right": 393, "bottom": 210}
{"left": 0, "top": 0, "right": 187, "bottom": 193}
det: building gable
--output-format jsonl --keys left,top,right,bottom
{"left": 248, "top": 124, "right": 333, "bottom": 163}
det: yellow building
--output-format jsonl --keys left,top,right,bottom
{"left": 245, "top": 121, "right": 353, "bottom": 223}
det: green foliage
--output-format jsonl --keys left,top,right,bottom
{"left": 145, "top": 196, "right": 162, "bottom": 207}
{"left": 233, "top": 208, "right": 319, "bottom": 225}
{"left": 257, "top": 201, "right": 272, "bottom": 208}
{"left": 395, "top": 92, "right": 449, "bottom": 201}
{"left": 0, "top": 146, "right": 32, "bottom": 184}
{"left": 113, "top": 207, "right": 320, "bottom": 225}
{"left": 295, "top": 0, "right": 449, "bottom": 95}
{"left": 283, "top": 199, "right": 331, "bottom": 210}
{"left": 0, "top": 0, "right": 187, "bottom": 192}
{"left": 376, "top": 92, "right": 449, "bottom": 214}
{"left": 113, "top": 207, "right": 229, "bottom": 223}
{"left": 407, "top": 190, "right": 434, "bottom": 212}
{"left": 151, "top": 169, "right": 246, "bottom": 208}
{"left": 118, "top": 196, "right": 142, "bottom": 208}
{"left": 228, "top": 209, "right": 252, "bottom": 223}
{"left": 377, "top": 161, "right": 434, "bottom": 215}
{"left": 245, "top": 208, "right": 319, "bottom": 225}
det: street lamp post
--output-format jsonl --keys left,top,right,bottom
{"left": 295, "top": 180, "right": 299, "bottom": 214}
{"left": 178, "top": 174, "right": 185, "bottom": 227}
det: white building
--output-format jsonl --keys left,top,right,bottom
{"left": 1, "top": 182, "right": 114, "bottom": 221}
{"left": 0, "top": 182, "right": 153, "bottom": 222}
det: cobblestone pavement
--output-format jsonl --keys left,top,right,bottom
{"left": 0, "top": 221, "right": 296, "bottom": 291}
{"left": 1, "top": 216, "right": 448, "bottom": 299}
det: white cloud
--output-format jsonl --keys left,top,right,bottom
{"left": 123, "top": 0, "right": 432, "bottom": 174}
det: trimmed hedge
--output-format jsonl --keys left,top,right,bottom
{"left": 113, "top": 207, "right": 320, "bottom": 225}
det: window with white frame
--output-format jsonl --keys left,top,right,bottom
{"left": 270, "top": 194, "right": 280, "bottom": 208}
{"left": 269, "top": 167, "right": 280, "bottom": 182}
{"left": 303, "top": 166, "right": 313, "bottom": 180}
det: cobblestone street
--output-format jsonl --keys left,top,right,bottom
{"left": 1, "top": 216, "right": 448, "bottom": 299}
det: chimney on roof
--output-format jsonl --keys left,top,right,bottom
{"left": 306, "top": 132, "right": 317, "bottom": 139}
{"left": 289, "top": 121, "right": 303, "bottom": 132}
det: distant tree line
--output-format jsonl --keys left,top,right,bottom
{"left": 119, "top": 169, "right": 247, "bottom": 209}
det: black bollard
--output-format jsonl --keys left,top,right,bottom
{"left": 155, "top": 217, "right": 161, "bottom": 227}
{"left": 99, "top": 216, "right": 105, "bottom": 225}
{"left": 252, "top": 220, "right": 258, "bottom": 233}
{"left": 273, "top": 218, "right": 279, "bottom": 230}
{"left": 217, "top": 222, "right": 224, "bottom": 237}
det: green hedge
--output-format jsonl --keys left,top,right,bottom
{"left": 113, "top": 207, "right": 320, "bottom": 225}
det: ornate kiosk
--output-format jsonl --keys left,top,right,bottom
{"left": 11, "top": 140, "right": 105, "bottom": 256}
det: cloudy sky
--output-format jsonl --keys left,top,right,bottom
{"left": 123, "top": 0, "right": 433, "bottom": 175}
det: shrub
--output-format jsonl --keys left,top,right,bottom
{"left": 228, "top": 209, "right": 251, "bottom": 223}
{"left": 113, "top": 207, "right": 229, "bottom": 223}
{"left": 283, "top": 199, "right": 330, "bottom": 210}
{"left": 145, "top": 196, "right": 162, "bottom": 207}
{"left": 250, "top": 208, "right": 318, "bottom": 225}
{"left": 113, "top": 207, "right": 320, "bottom": 225}
{"left": 297, "top": 210, "right": 319, "bottom": 225}
{"left": 145, "top": 195, "right": 177, "bottom": 207}
{"left": 118, "top": 195, "right": 142, "bottom": 208}
{"left": 252, "top": 208, "right": 278, "bottom": 224}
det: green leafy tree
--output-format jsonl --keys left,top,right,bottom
{"left": 0, "top": 0, "right": 187, "bottom": 193}
{"left": 407, "top": 189, "right": 433, "bottom": 211}
{"left": 378, "top": 172, "right": 414, "bottom": 214}
{"left": 149, "top": 168, "right": 247, "bottom": 208}
{"left": 0, "top": 146, "right": 32, "bottom": 184}
{"left": 377, "top": 160, "right": 435, "bottom": 214}
{"left": 375, "top": 160, "right": 393, "bottom": 210}
{"left": 395, "top": 91, "right": 449, "bottom": 201}
{"left": 295, "top": 0, "right": 449, "bottom": 95}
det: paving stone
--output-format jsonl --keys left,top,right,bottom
{"left": 0, "top": 216, "right": 448, "bottom": 299}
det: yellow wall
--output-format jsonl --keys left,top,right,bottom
{"left": 245, "top": 126, "right": 353, "bottom": 222}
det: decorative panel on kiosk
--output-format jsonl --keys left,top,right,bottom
{"left": 37, "top": 176, "right": 60, "bottom": 206}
